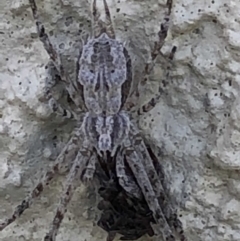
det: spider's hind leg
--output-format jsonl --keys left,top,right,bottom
{"left": 116, "top": 148, "right": 142, "bottom": 199}
{"left": 123, "top": 145, "right": 175, "bottom": 240}
{"left": 81, "top": 152, "right": 98, "bottom": 183}
{"left": 44, "top": 149, "right": 91, "bottom": 241}
{"left": 130, "top": 129, "right": 187, "bottom": 240}
{"left": 147, "top": 147, "right": 188, "bottom": 241}
{"left": 0, "top": 133, "right": 80, "bottom": 231}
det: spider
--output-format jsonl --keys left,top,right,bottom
{"left": 0, "top": 0, "right": 185, "bottom": 240}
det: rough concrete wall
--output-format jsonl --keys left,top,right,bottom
{"left": 1, "top": 0, "right": 240, "bottom": 240}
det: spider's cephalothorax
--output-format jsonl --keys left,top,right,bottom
{"left": 0, "top": 0, "right": 187, "bottom": 241}
{"left": 79, "top": 6, "right": 133, "bottom": 155}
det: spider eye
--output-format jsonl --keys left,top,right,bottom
{"left": 111, "top": 70, "right": 115, "bottom": 73}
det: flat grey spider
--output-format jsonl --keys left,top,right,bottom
{"left": 0, "top": 0, "right": 185, "bottom": 240}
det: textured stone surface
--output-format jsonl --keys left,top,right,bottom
{"left": 1, "top": 0, "right": 240, "bottom": 241}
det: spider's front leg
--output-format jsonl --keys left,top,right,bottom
{"left": 136, "top": 45, "right": 176, "bottom": 116}
{"left": 126, "top": 0, "right": 177, "bottom": 115}
{"left": 0, "top": 132, "right": 80, "bottom": 231}
{"left": 43, "top": 62, "right": 80, "bottom": 120}
{"left": 28, "top": 0, "right": 85, "bottom": 110}
{"left": 142, "top": 0, "right": 174, "bottom": 78}
{"left": 44, "top": 148, "right": 92, "bottom": 241}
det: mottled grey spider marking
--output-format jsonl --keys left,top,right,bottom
{"left": 115, "top": 148, "right": 142, "bottom": 199}
{"left": 0, "top": 0, "right": 187, "bottom": 241}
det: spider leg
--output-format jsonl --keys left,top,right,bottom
{"left": 28, "top": 0, "right": 85, "bottom": 109}
{"left": 48, "top": 97, "right": 78, "bottom": 119}
{"left": 0, "top": 133, "right": 80, "bottom": 231}
{"left": 148, "top": 147, "right": 187, "bottom": 241}
{"left": 44, "top": 149, "right": 91, "bottom": 241}
{"left": 143, "top": 0, "right": 173, "bottom": 77}
{"left": 124, "top": 145, "right": 175, "bottom": 241}
{"left": 130, "top": 128, "right": 187, "bottom": 240}
{"left": 81, "top": 152, "right": 98, "bottom": 183}
{"left": 92, "top": 0, "right": 115, "bottom": 38}
{"left": 126, "top": 0, "right": 176, "bottom": 114}
{"left": 130, "top": 131, "right": 166, "bottom": 197}
{"left": 116, "top": 148, "right": 142, "bottom": 199}
{"left": 137, "top": 46, "right": 176, "bottom": 115}
{"left": 103, "top": 0, "right": 115, "bottom": 38}
{"left": 92, "top": 0, "right": 101, "bottom": 37}
{"left": 43, "top": 63, "right": 80, "bottom": 119}
{"left": 136, "top": 0, "right": 175, "bottom": 115}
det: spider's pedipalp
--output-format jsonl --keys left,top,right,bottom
{"left": 44, "top": 149, "right": 91, "bottom": 241}
{"left": 92, "top": 0, "right": 115, "bottom": 38}
{"left": 103, "top": 0, "right": 115, "bottom": 38}
{"left": 92, "top": 0, "right": 103, "bottom": 38}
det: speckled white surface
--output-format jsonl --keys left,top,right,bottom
{"left": 1, "top": 0, "right": 240, "bottom": 241}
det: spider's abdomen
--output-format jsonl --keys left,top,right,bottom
{"left": 78, "top": 33, "right": 128, "bottom": 115}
